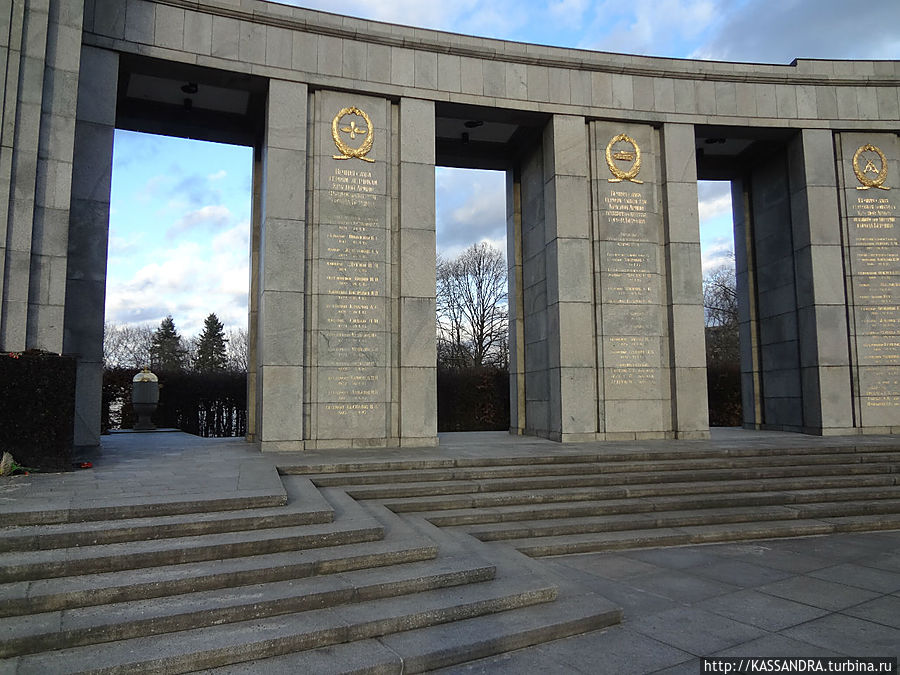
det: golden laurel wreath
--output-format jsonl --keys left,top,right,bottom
{"left": 606, "top": 133, "right": 643, "bottom": 184}
{"left": 332, "top": 107, "right": 375, "bottom": 163}
{"left": 853, "top": 143, "right": 890, "bottom": 190}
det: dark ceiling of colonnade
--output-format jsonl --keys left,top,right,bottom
{"left": 435, "top": 102, "right": 548, "bottom": 170}
{"left": 694, "top": 125, "right": 797, "bottom": 180}
{"left": 116, "top": 55, "right": 267, "bottom": 147}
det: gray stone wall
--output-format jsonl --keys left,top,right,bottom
{"left": 1, "top": 0, "right": 897, "bottom": 447}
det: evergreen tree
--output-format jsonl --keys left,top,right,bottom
{"left": 193, "top": 313, "right": 228, "bottom": 373}
{"left": 150, "top": 315, "right": 187, "bottom": 371}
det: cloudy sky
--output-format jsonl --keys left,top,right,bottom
{"left": 106, "top": 0, "right": 900, "bottom": 337}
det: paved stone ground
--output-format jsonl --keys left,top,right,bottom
{"left": 2, "top": 430, "right": 899, "bottom": 673}
{"left": 440, "top": 531, "right": 900, "bottom": 673}
{"left": 0, "top": 431, "right": 285, "bottom": 521}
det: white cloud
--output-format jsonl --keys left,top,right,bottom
{"left": 702, "top": 237, "right": 734, "bottom": 274}
{"left": 691, "top": 0, "right": 900, "bottom": 63}
{"left": 548, "top": 0, "right": 590, "bottom": 28}
{"left": 208, "top": 169, "right": 227, "bottom": 181}
{"left": 167, "top": 205, "right": 234, "bottom": 239}
{"left": 698, "top": 181, "right": 733, "bottom": 223}
{"left": 105, "top": 233, "right": 250, "bottom": 337}
{"left": 436, "top": 168, "right": 507, "bottom": 257}
{"left": 582, "top": 0, "right": 718, "bottom": 56}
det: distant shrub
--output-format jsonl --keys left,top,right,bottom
{"left": 707, "top": 360, "right": 742, "bottom": 427}
{"left": 103, "top": 368, "right": 247, "bottom": 437}
{"left": 438, "top": 366, "right": 509, "bottom": 432}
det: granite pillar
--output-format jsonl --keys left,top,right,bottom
{"left": 836, "top": 132, "right": 900, "bottom": 432}
{"left": 63, "top": 45, "right": 116, "bottom": 447}
{"left": 789, "top": 129, "right": 853, "bottom": 434}
{"left": 256, "top": 79, "right": 308, "bottom": 451}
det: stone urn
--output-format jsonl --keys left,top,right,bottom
{"left": 132, "top": 368, "right": 159, "bottom": 430}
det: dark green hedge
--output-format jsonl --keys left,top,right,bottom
{"left": 0, "top": 350, "right": 75, "bottom": 472}
{"left": 437, "top": 366, "right": 509, "bottom": 432}
{"left": 707, "top": 360, "right": 742, "bottom": 427}
{"left": 103, "top": 368, "right": 247, "bottom": 437}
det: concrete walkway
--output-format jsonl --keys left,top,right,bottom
{"left": 2, "top": 430, "right": 899, "bottom": 672}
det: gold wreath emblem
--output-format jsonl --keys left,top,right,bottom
{"left": 332, "top": 107, "right": 375, "bottom": 163}
{"left": 853, "top": 144, "right": 890, "bottom": 190}
{"left": 606, "top": 134, "right": 643, "bottom": 184}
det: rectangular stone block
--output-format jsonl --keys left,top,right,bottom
{"left": 400, "top": 367, "right": 436, "bottom": 439}
{"left": 183, "top": 11, "right": 211, "bottom": 55}
{"left": 210, "top": 15, "right": 239, "bottom": 60}
{"left": 259, "top": 290, "right": 304, "bottom": 366}
{"left": 258, "top": 365, "right": 303, "bottom": 442}
{"left": 315, "top": 401, "right": 387, "bottom": 440}
{"left": 437, "top": 54, "right": 460, "bottom": 93}
{"left": 400, "top": 98, "right": 435, "bottom": 165}
{"left": 153, "top": 4, "right": 184, "bottom": 50}
{"left": 606, "top": 398, "right": 665, "bottom": 433}
{"left": 124, "top": 0, "right": 155, "bottom": 43}
{"left": 399, "top": 227, "right": 435, "bottom": 299}
{"left": 400, "top": 296, "right": 436, "bottom": 368}
{"left": 548, "top": 68, "right": 571, "bottom": 105}
{"left": 267, "top": 79, "right": 307, "bottom": 151}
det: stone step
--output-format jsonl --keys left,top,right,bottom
{"left": 0, "top": 517, "right": 385, "bottom": 583}
{"left": 0, "top": 535, "right": 439, "bottom": 618}
{"left": 379, "top": 474, "right": 899, "bottom": 513}
{"left": 336, "top": 462, "right": 899, "bottom": 500}
{"left": 277, "top": 443, "right": 900, "bottom": 475}
{"left": 462, "top": 499, "right": 900, "bottom": 542}
{"left": 199, "top": 585, "right": 621, "bottom": 674}
{"left": 0, "top": 556, "right": 497, "bottom": 658}
{"left": 7, "top": 573, "right": 558, "bottom": 674}
{"left": 305, "top": 451, "right": 900, "bottom": 486}
{"left": 417, "top": 485, "right": 900, "bottom": 526}
{"left": 509, "top": 518, "right": 844, "bottom": 556}
{"left": 0, "top": 480, "right": 333, "bottom": 552}
{"left": 1, "top": 490, "right": 288, "bottom": 528}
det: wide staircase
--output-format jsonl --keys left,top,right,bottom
{"left": 282, "top": 442, "right": 900, "bottom": 556}
{"left": 3, "top": 439, "right": 899, "bottom": 672}
{"left": 0, "top": 473, "right": 620, "bottom": 673}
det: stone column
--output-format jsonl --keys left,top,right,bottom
{"left": 518, "top": 144, "right": 551, "bottom": 437}
{"left": 306, "top": 90, "right": 393, "bottom": 448}
{"left": 661, "top": 123, "right": 709, "bottom": 439}
{"left": 543, "top": 115, "right": 597, "bottom": 441}
{"left": 256, "top": 79, "right": 308, "bottom": 451}
{"left": 590, "top": 120, "right": 674, "bottom": 439}
{"left": 836, "top": 132, "right": 900, "bottom": 432}
{"left": 732, "top": 178, "right": 764, "bottom": 428}
{"left": 788, "top": 129, "right": 853, "bottom": 434}
{"left": 398, "top": 97, "right": 437, "bottom": 446}
{"left": 64, "top": 45, "right": 117, "bottom": 447}
{"left": 506, "top": 171, "right": 526, "bottom": 434}
{"left": 1, "top": 0, "right": 48, "bottom": 351}
{"left": 27, "top": 0, "right": 84, "bottom": 351}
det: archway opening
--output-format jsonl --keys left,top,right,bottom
{"left": 698, "top": 179, "right": 740, "bottom": 427}
{"left": 434, "top": 167, "right": 509, "bottom": 432}
{"left": 103, "top": 130, "right": 253, "bottom": 436}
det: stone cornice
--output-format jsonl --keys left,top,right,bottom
{"left": 149, "top": 0, "right": 900, "bottom": 88}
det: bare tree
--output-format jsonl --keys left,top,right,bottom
{"left": 436, "top": 242, "right": 509, "bottom": 369}
{"left": 103, "top": 322, "right": 155, "bottom": 369}
{"left": 703, "top": 264, "right": 738, "bottom": 328}
{"left": 703, "top": 261, "right": 739, "bottom": 365}
{"left": 225, "top": 327, "right": 249, "bottom": 372}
